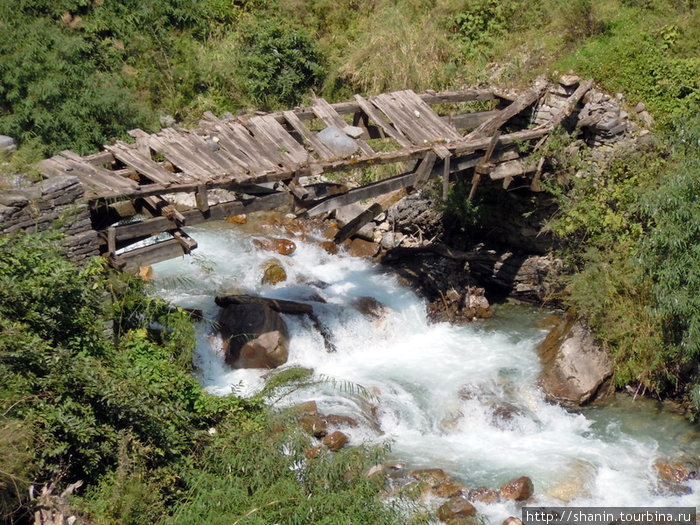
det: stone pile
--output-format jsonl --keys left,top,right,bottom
{"left": 0, "top": 175, "right": 100, "bottom": 263}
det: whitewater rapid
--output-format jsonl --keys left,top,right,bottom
{"left": 151, "top": 221, "right": 699, "bottom": 521}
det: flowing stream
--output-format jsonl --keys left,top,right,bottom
{"left": 151, "top": 219, "right": 699, "bottom": 521}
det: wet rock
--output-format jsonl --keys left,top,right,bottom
{"left": 138, "top": 265, "right": 153, "bottom": 281}
{"left": 499, "top": 476, "right": 533, "bottom": 501}
{"left": 380, "top": 231, "right": 404, "bottom": 250}
{"left": 298, "top": 414, "right": 327, "bottom": 438}
{"left": 502, "top": 518, "right": 523, "bottom": 525}
{"left": 320, "top": 240, "right": 338, "bottom": 254}
{"left": 437, "top": 497, "right": 477, "bottom": 522}
{"left": 323, "top": 430, "right": 349, "bottom": 451}
{"left": 348, "top": 238, "right": 380, "bottom": 258}
{"left": 352, "top": 296, "right": 387, "bottom": 318}
{"left": 253, "top": 237, "right": 297, "bottom": 255}
{"left": 463, "top": 287, "right": 492, "bottom": 319}
{"left": 408, "top": 468, "right": 451, "bottom": 487}
{"left": 655, "top": 461, "right": 691, "bottom": 484}
{"left": 538, "top": 316, "right": 613, "bottom": 407}
{"left": 434, "top": 482, "right": 467, "bottom": 498}
{"left": 261, "top": 258, "right": 287, "bottom": 285}
{"left": 546, "top": 459, "right": 596, "bottom": 502}
{"left": 290, "top": 401, "right": 318, "bottom": 416}
{"left": 323, "top": 414, "right": 359, "bottom": 428}
{"left": 226, "top": 214, "right": 248, "bottom": 224}
{"left": 469, "top": 486, "right": 499, "bottom": 503}
{"left": 218, "top": 302, "right": 289, "bottom": 369}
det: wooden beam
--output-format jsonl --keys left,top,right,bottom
{"left": 465, "top": 84, "right": 548, "bottom": 139}
{"left": 442, "top": 154, "right": 451, "bottom": 201}
{"left": 334, "top": 203, "right": 384, "bottom": 244}
{"left": 115, "top": 238, "right": 189, "bottom": 271}
{"left": 470, "top": 131, "right": 501, "bottom": 201}
{"left": 195, "top": 185, "right": 210, "bottom": 213}
{"left": 414, "top": 152, "right": 437, "bottom": 186}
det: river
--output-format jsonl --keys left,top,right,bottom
{"left": 150, "top": 219, "right": 699, "bottom": 522}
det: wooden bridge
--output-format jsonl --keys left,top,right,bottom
{"left": 39, "top": 78, "right": 592, "bottom": 270}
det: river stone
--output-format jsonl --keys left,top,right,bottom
{"left": 218, "top": 302, "right": 289, "bottom": 369}
{"left": 502, "top": 518, "right": 523, "bottom": 525}
{"left": 469, "top": 486, "right": 499, "bottom": 503}
{"left": 320, "top": 240, "right": 338, "bottom": 254}
{"left": 323, "top": 414, "right": 359, "bottom": 428}
{"left": 434, "top": 481, "right": 466, "bottom": 498}
{"left": 538, "top": 316, "right": 613, "bottom": 407}
{"left": 352, "top": 296, "right": 386, "bottom": 318}
{"left": 408, "top": 468, "right": 451, "bottom": 487}
{"left": 261, "top": 258, "right": 287, "bottom": 285}
{"left": 348, "top": 238, "right": 380, "bottom": 258}
{"left": 323, "top": 430, "right": 349, "bottom": 451}
{"left": 253, "top": 237, "right": 297, "bottom": 255}
{"left": 499, "top": 476, "right": 533, "bottom": 501}
{"left": 437, "top": 497, "right": 477, "bottom": 522}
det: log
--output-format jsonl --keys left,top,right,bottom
{"left": 548, "top": 79, "right": 594, "bottom": 129}
{"left": 215, "top": 294, "right": 313, "bottom": 315}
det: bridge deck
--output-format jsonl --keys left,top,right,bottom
{"left": 39, "top": 88, "right": 512, "bottom": 201}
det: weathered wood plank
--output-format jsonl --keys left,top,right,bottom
{"left": 414, "top": 152, "right": 437, "bottom": 185}
{"left": 228, "top": 122, "right": 287, "bottom": 171}
{"left": 465, "top": 84, "right": 548, "bottom": 139}
{"left": 117, "top": 238, "right": 189, "bottom": 271}
{"left": 354, "top": 94, "right": 412, "bottom": 147}
{"left": 282, "top": 110, "right": 336, "bottom": 160}
{"left": 106, "top": 141, "right": 177, "bottom": 187}
{"left": 400, "top": 90, "right": 462, "bottom": 141}
{"left": 312, "top": 98, "right": 374, "bottom": 156}
{"left": 334, "top": 202, "right": 384, "bottom": 244}
{"left": 372, "top": 92, "right": 433, "bottom": 144}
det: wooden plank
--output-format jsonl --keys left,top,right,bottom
{"left": 334, "top": 202, "right": 384, "bottom": 244}
{"left": 442, "top": 153, "right": 451, "bottom": 201}
{"left": 465, "top": 84, "right": 548, "bottom": 139}
{"left": 82, "top": 150, "right": 115, "bottom": 166}
{"left": 445, "top": 110, "right": 499, "bottom": 131}
{"left": 57, "top": 152, "right": 138, "bottom": 191}
{"left": 414, "top": 152, "right": 437, "bottom": 185}
{"left": 489, "top": 159, "right": 526, "bottom": 180}
{"left": 354, "top": 94, "right": 412, "bottom": 147}
{"left": 156, "top": 130, "right": 220, "bottom": 180}
{"left": 283, "top": 110, "right": 336, "bottom": 160}
{"left": 548, "top": 78, "right": 594, "bottom": 129}
{"left": 244, "top": 116, "right": 307, "bottom": 169}
{"left": 117, "top": 238, "right": 189, "bottom": 271}
{"left": 372, "top": 92, "right": 433, "bottom": 144}
{"left": 107, "top": 192, "right": 290, "bottom": 245}
{"left": 470, "top": 131, "right": 501, "bottom": 200}
{"left": 106, "top": 142, "right": 176, "bottom": 186}
{"left": 51, "top": 155, "right": 127, "bottom": 193}
{"left": 257, "top": 115, "right": 309, "bottom": 165}
{"left": 312, "top": 98, "right": 374, "bottom": 156}
{"left": 195, "top": 185, "right": 210, "bottom": 213}
{"left": 400, "top": 90, "right": 462, "bottom": 141}
{"left": 206, "top": 124, "right": 258, "bottom": 173}
{"left": 227, "top": 122, "right": 287, "bottom": 171}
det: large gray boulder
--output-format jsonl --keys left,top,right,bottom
{"left": 218, "top": 302, "right": 289, "bottom": 369}
{"left": 0, "top": 135, "right": 16, "bottom": 154}
{"left": 538, "top": 316, "right": 613, "bottom": 407}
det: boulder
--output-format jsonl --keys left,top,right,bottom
{"left": 323, "top": 414, "right": 359, "bottom": 428}
{"left": 0, "top": 135, "right": 16, "bottom": 154}
{"left": 317, "top": 126, "right": 359, "bottom": 157}
{"left": 323, "top": 430, "right": 349, "bottom": 451}
{"left": 348, "top": 238, "right": 380, "bottom": 258}
{"left": 261, "top": 258, "right": 287, "bottom": 285}
{"left": 437, "top": 497, "right": 477, "bottom": 522}
{"left": 538, "top": 317, "right": 613, "bottom": 407}
{"left": 218, "top": 302, "right": 289, "bottom": 368}
{"left": 434, "top": 482, "right": 467, "bottom": 498}
{"left": 499, "top": 476, "right": 533, "bottom": 501}
{"left": 655, "top": 461, "right": 691, "bottom": 484}
{"left": 320, "top": 240, "right": 338, "bottom": 254}
{"left": 253, "top": 237, "right": 297, "bottom": 255}
{"left": 226, "top": 214, "right": 248, "bottom": 224}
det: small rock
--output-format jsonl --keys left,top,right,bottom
{"left": 502, "top": 518, "right": 523, "bottom": 525}
{"left": 434, "top": 482, "right": 467, "bottom": 498}
{"left": 638, "top": 110, "right": 654, "bottom": 128}
{"left": 499, "top": 476, "right": 534, "bottom": 501}
{"left": 469, "top": 486, "right": 499, "bottom": 503}
{"left": 635, "top": 102, "right": 646, "bottom": 113}
{"left": 365, "top": 464, "right": 385, "bottom": 479}
{"left": 320, "top": 240, "right": 338, "bottom": 254}
{"left": 317, "top": 126, "right": 358, "bottom": 157}
{"left": 380, "top": 231, "right": 404, "bottom": 250}
{"left": 323, "top": 414, "right": 359, "bottom": 428}
{"left": 305, "top": 445, "right": 322, "bottom": 459}
{"left": 559, "top": 74, "right": 580, "bottom": 87}
{"left": 298, "top": 414, "right": 327, "bottom": 438}
{"left": 138, "top": 265, "right": 153, "bottom": 281}
{"left": 437, "top": 497, "right": 477, "bottom": 522}
{"left": 226, "top": 214, "right": 248, "bottom": 224}
{"left": 343, "top": 125, "right": 365, "bottom": 139}
{"left": 323, "top": 430, "right": 349, "bottom": 451}
{"left": 290, "top": 401, "right": 318, "bottom": 415}
{"left": 261, "top": 258, "right": 287, "bottom": 285}
{"left": 352, "top": 296, "right": 387, "bottom": 318}
{"left": 348, "top": 238, "right": 380, "bottom": 258}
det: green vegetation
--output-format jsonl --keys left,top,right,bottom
{"left": 0, "top": 234, "right": 402, "bottom": 523}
